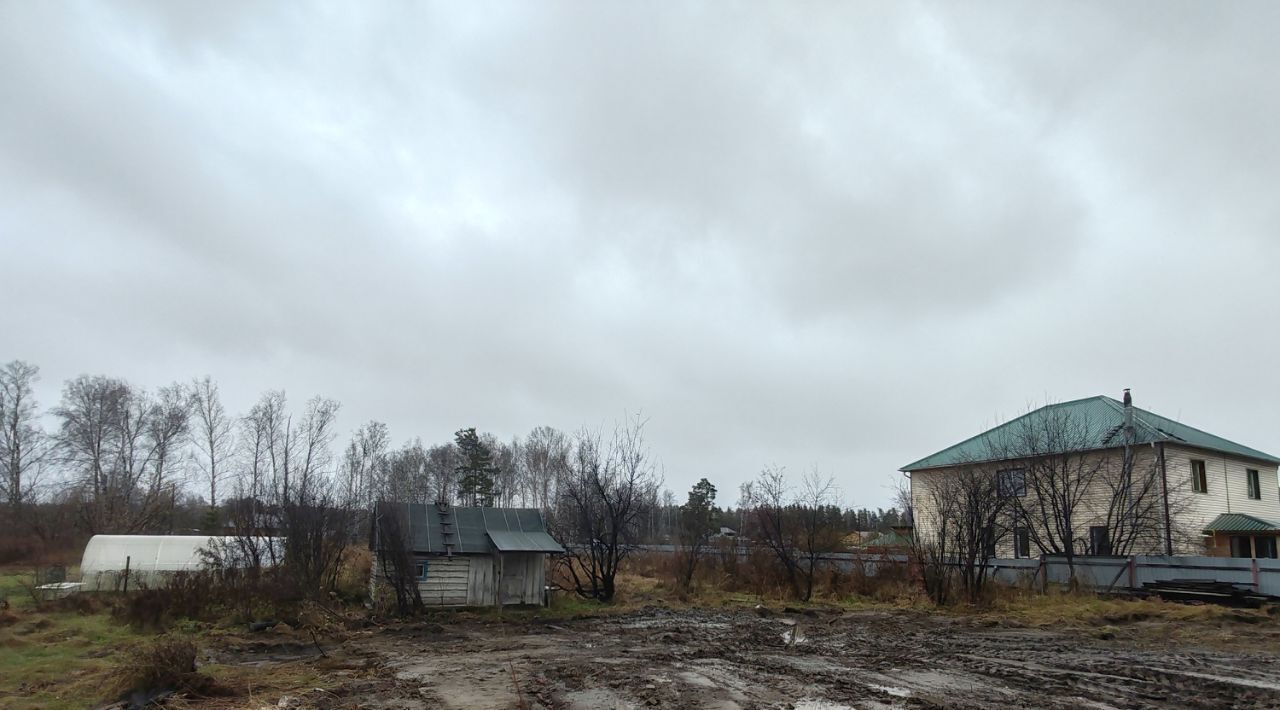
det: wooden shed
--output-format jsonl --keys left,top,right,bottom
{"left": 371, "top": 502, "right": 564, "bottom": 607}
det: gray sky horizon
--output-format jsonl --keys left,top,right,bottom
{"left": 3, "top": 1, "right": 1279, "bottom": 509}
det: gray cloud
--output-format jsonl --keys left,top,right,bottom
{"left": 3, "top": 1, "right": 1278, "bottom": 508}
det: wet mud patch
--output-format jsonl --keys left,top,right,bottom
{"left": 342, "top": 606, "right": 1280, "bottom": 710}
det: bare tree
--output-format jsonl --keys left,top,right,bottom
{"left": 188, "top": 376, "right": 235, "bottom": 522}
{"left": 371, "top": 501, "right": 425, "bottom": 614}
{"left": 740, "top": 466, "right": 842, "bottom": 601}
{"left": 925, "top": 463, "right": 1011, "bottom": 603}
{"left": 555, "top": 415, "right": 661, "bottom": 602}
{"left": 0, "top": 361, "right": 48, "bottom": 521}
{"left": 995, "top": 405, "right": 1106, "bottom": 580}
{"left": 341, "top": 421, "right": 390, "bottom": 510}
{"left": 906, "top": 474, "right": 955, "bottom": 605}
{"left": 54, "top": 376, "right": 190, "bottom": 533}
{"left": 522, "top": 426, "right": 570, "bottom": 512}
{"left": 794, "top": 469, "right": 842, "bottom": 601}
{"left": 739, "top": 465, "right": 803, "bottom": 597}
{"left": 424, "top": 442, "right": 459, "bottom": 504}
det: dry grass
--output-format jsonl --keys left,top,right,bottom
{"left": 0, "top": 607, "right": 144, "bottom": 709}
{"left": 980, "top": 589, "right": 1276, "bottom": 629}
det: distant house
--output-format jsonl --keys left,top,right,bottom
{"left": 902, "top": 391, "right": 1280, "bottom": 559}
{"left": 370, "top": 502, "right": 564, "bottom": 607}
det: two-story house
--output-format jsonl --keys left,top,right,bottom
{"left": 902, "top": 391, "right": 1280, "bottom": 559}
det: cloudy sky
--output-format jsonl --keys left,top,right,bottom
{"left": 3, "top": 1, "right": 1278, "bottom": 508}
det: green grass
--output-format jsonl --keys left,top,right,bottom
{"left": 0, "top": 570, "right": 37, "bottom": 609}
{"left": 0, "top": 609, "right": 144, "bottom": 710}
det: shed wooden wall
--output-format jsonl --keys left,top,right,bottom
{"left": 418, "top": 556, "right": 470, "bottom": 606}
{"left": 372, "top": 552, "right": 546, "bottom": 607}
{"left": 498, "top": 552, "right": 546, "bottom": 605}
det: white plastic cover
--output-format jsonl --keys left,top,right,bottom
{"left": 78, "top": 535, "right": 282, "bottom": 590}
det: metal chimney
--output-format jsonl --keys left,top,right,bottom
{"left": 1123, "top": 388, "right": 1134, "bottom": 440}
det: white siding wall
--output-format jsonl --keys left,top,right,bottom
{"left": 1164, "top": 445, "right": 1280, "bottom": 542}
{"left": 911, "top": 448, "right": 1173, "bottom": 558}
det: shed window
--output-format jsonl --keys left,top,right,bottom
{"left": 1257, "top": 536, "right": 1278, "bottom": 559}
{"left": 997, "top": 469, "right": 1027, "bottom": 498}
{"left": 1247, "top": 469, "right": 1261, "bottom": 500}
{"left": 414, "top": 561, "right": 428, "bottom": 580}
{"left": 1191, "top": 460, "right": 1207, "bottom": 493}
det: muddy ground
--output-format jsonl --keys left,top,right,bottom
{"left": 215, "top": 606, "right": 1280, "bottom": 709}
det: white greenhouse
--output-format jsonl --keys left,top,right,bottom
{"left": 78, "top": 535, "right": 281, "bottom": 591}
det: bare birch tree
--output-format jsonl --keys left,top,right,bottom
{"left": 54, "top": 376, "right": 190, "bottom": 533}
{"left": 0, "top": 361, "right": 48, "bottom": 520}
{"left": 341, "top": 420, "right": 390, "bottom": 510}
{"left": 188, "top": 376, "right": 234, "bottom": 522}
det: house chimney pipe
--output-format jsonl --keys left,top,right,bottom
{"left": 1123, "top": 388, "right": 1133, "bottom": 433}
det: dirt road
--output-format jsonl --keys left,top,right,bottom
{"left": 347, "top": 606, "right": 1280, "bottom": 709}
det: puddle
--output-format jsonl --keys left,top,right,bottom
{"left": 676, "top": 671, "right": 717, "bottom": 688}
{"left": 565, "top": 687, "right": 636, "bottom": 709}
{"left": 792, "top": 700, "right": 857, "bottom": 710}
{"left": 781, "top": 627, "right": 807, "bottom": 644}
{"left": 866, "top": 683, "right": 911, "bottom": 698}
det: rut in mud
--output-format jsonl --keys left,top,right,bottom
{"left": 363, "top": 606, "right": 1280, "bottom": 709}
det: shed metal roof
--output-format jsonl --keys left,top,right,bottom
{"left": 902, "top": 395, "right": 1280, "bottom": 472}
{"left": 1203, "top": 513, "right": 1280, "bottom": 533}
{"left": 488, "top": 530, "right": 565, "bottom": 553}
{"left": 376, "top": 503, "right": 561, "bottom": 555}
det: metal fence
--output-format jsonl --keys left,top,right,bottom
{"left": 628, "top": 544, "right": 1280, "bottom": 595}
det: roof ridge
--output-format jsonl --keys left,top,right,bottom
{"left": 1096, "top": 396, "right": 1169, "bottom": 441}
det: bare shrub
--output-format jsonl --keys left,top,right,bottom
{"left": 110, "top": 635, "right": 223, "bottom": 703}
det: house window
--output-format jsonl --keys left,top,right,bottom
{"left": 981, "top": 526, "right": 996, "bottom": 559}
{"left": 1089, "top": 526, "right": 1112, "bottom": 556}
{"left": 1247, "top": 469, "right": 1261, "bottom": 500}
{"left": 1014, "top": 528, "right": 1031, "bottom": 559}
{"left": 414, "top": 561, "right": 428, "bottom": 580}
{"left": 1230, "top": 536, "right": 1278, "bottom": 559}
{"left": 997, "top": 468, "right": 1027, "bottom": 498}
{"left": 1191, "top": 460, "right": 1207, "bottom": 493}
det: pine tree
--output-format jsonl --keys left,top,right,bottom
{"left": 454, "top": 427, "right": 500, "bottom": 506}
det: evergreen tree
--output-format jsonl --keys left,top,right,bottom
{"left": 454, "top": 427, "right": 500, "bottom": 506}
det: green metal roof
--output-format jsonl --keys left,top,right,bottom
{"left": 374, "top": 503, "right": 561, "bottom": 555}
{"left": 1203, "top": 513, "right": 1280, "bottom": 533}
{"left": 487, "top": 530, "right": 565, "bottom": 553}
{"left": 902, "top": 395, "right": 1280, "bottom": 472}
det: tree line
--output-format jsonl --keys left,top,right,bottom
{"left": 3, "top": 359, "right": 908, "bottom": 606}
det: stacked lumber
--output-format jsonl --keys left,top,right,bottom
{"left": 1141, "top": 578, "right": 1275, "bottom": 608}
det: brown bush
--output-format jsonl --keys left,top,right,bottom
{"left": 109, "top": 635, "right": 224, "bottom": 703}
{"left": 335, "top": 545, "right": 372, "bottom": 603}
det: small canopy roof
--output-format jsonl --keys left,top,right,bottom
{"left": 1203, "top": 513, "right": 1280, "bottom": 534}
{"left": 488, "top": 529, "right": 565, "bottom": 553}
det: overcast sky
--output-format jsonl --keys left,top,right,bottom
{"left": 3, "top": 1, "right": 1278, "bottom": 509}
